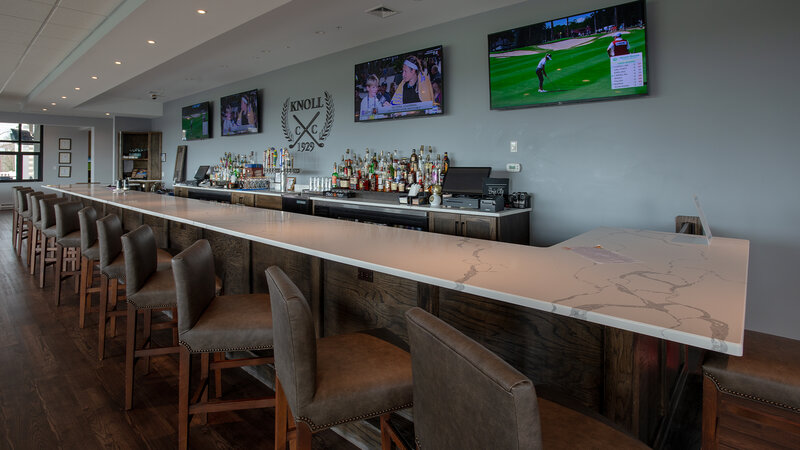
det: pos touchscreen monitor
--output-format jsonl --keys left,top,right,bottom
{"left": 442, "top": 167, "right": 491, "bottom": 196}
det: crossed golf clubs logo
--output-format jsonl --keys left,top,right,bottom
{"left": 281, "top": 91, "right": 334, "bottom": 151}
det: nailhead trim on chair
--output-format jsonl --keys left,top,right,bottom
{"left": 126, "top": 300, "right": 177, "bottom": 309}
{"left": 296, "top": 402, "right": 414, "bottom": 432}
{"left": 703, "top": 371, "right": 800, "bottom": 414}
{"left": 179, "top": 340, "right": 273, "bottom": 354}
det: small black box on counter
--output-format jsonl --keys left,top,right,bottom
{"left": 479, "top": 195, "right": 505, "bottom": 212}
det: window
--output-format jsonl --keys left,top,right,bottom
{"left": 0, "top": 123, "right": 43, "bottom": 182}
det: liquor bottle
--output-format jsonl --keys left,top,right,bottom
{"left": 442, "top": 152, "right": 450, "bottom": 174}
{"left": 331, "top": 163, "right": 338, "bottom": 188}
{"left": 410, "top": 148, "right": 418, "bottom": 167}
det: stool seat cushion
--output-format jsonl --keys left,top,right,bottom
{"left": 20, "top": 210, "right": 32, "bottom": 219}
{"left": 538, "top": 397, "right": 648, "bottom": 449}
{"left": 83, "top": 242, "right": 100, "bottom": 262}
{"left": 297, "top": 332, "right": 412, "bottom": 431}
{"left": 56, "top": 230, "right": 81, "bottom": 248}
{"left": 126, "top": 268, "right": 176, "bottom": 309}
{"left": 42, "top": 225, "right": 58, "bottom": 238}
{"left": 33, "top": 220, "right": 42, "bottom": 230}
{"left": 703, "top": 330, "right": 800, "bottom": 412}
{"left": 179, "top": 293, "right": 272, "bottom": 353}
{"left": 101, "top": 249, "right": 174, "bottom": 282}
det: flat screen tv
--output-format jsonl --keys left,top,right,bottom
{"left": 354, "top": 45, "right": 443, "bottom": 122}
{"left": 488, "top": 0, "right": 647, "bottom": 110}
{"left": 220, "top": 89, "right": 260, "bottom": 136}
{"left": 181, "top": 101, "right": 210, "bottom": 140}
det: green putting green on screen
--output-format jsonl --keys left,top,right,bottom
{"left": 182, "top": 112, "right": 208, "bottom": 139}
{"left": 489, "top": 29, "right": 647, "bottom": 109}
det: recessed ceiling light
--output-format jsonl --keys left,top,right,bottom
{"left": 105, "top": 113, "right": 111, "bottom": 116}
{"left": 197, "top": 9, "right": 207, "bottom": 14}
{"left": 147, "top": 40, "right": 156, "bottom": 44}
{"left": 51, "top": 102, "right": 56, "bottom": 106}
{"left": 74, "top": 87, "right": 80, "bottom": 90}
{"left": 91, "top": 76, "right": 98, "bottom": 80}
{"left": 61, "top": 96, "right": 67, "bottom": 99}
{"left": 315, "top": 30, "right": 325, "bottom": 35}
{"left": 115, "top": 61, "right": 122, "bottom": 65}
{"left": 42, "top": 108, "right": 47, "bottom": 111}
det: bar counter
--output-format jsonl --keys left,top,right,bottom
{"left": 47, "top": 184, "right": 749, "bottom": 356}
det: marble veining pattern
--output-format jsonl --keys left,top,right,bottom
{"left": 47, "top": 185, "right": 749, "bottom": 355}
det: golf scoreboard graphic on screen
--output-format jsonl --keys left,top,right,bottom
{"left": 488, "top": 0, "right": 647, "bottom": 109}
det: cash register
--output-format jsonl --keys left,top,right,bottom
{"left": 442, "top": 167, "right": 491, "bottom": 209}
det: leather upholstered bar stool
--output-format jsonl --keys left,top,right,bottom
{"left": 121, "top": 224, "right": 180, "bottom": 410}
{"left": 78, "top": 206, "right": 101, "bottom": 328}
{"left": 54, "top": 201, "right": 84, "bottom": 306}
{"left": 10, "top": 186, "right": 29, "bottom": 251}
{"left": 38, "top": 196, "right": 68, "bottom": 288}
{"left": 172, "top": 239, "right": 275, "bottom": 450}
{"left": 28, "top": 193, "right": 57, "bottom": 276}
{"left": 96, "top": 214, "right": 175, "bottom": 360}
{"left": 14, "top": 188, "right": 34, "bottom": 257}
{"left": 404, "top": 307, "right": 648, "bottom": 450}
{"left": 266, "top": 266, "right": 411, "bottom": 450}
{"left": 24, "top": 191, "right": 46, "bottom": 271}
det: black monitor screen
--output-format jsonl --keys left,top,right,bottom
{"left": 194, "top": 165, "right": 209, "bottom": 181}
{"left": 442, "top": 167, "right": 491, "bottom": 196}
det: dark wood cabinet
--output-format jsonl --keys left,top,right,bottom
{"left": 174, "top": 186, "right": 188, "bottom": 198}
{"left": 255, "top": 194, "right": 282, "bottom": 210}
{"left": 118, "top": 131, "right": 161, "bottom": 181}
{"left": 230, "top": 192, "right": 255, "bottom": 207}
{"left": 429, "top": 212, "right": 497, "bottom": 241}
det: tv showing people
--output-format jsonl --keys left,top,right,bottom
{"left": 181, "top": 101, "right": 210, "bottom": 140}
{"left": 220, "top": 89, "right": 259, "bottom": 136}
{"left": 354, "top": 45, "right": 443, "bottom": 122}
{"left": 488, "top": 0, "right": 647, "bottom": 110}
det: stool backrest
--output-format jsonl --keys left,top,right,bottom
{"left": 266, "top": 266, "right": 317, "bottom": 413}
{"left": 405, "top": 307, "right": 542, "bottom": 450}
{"left": 97, "top": 214, "right": 123, "bottom": 270}
{"left": 78, "top": 206, "right": 98, "bottom": 252}
{"left": 55, "top": 201, "right": 83, "bottom": 239}
{"left": 27, "top": 192, "right": 45, "bottom": 221}
{"left": 172, "top": 239, "right": 217, "bottom": 334}
{"left": 16, "top": 188, "right": 33, "bottom": 213}
{"left": 121, "top": 225, "right": 158, "bottom": 296}
{"left": 40, "top": 197, "right": 68, "bottom": 229}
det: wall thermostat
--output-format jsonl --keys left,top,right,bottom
{"left": 506, "top": 163, "right": 521, "bottom": 172}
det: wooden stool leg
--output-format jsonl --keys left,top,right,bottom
{"left": 79, "top": 256, "right": 89, "bottom": 328}
{"left": 702, "top": 375, "right": 720, "bottom": 450}
{"left": 296, "top": 421, "right": 313, "bottom": 450}
{"left": 124, "top": 303, "right": 137, "bottom": 410}
{"left": 109, "top": 282, "right": 119, "bottom": 338}
{"left": 172, "top": 307, "right": 179, "bottom": 346}
{"left": 198, "top": 352, "right": 209, "bottom": 425}
{"left": 39, "top": 236, "right": 49, "bottom": 288}
{"left": 54, "top": 243, "right": 64, "bottom": 306}
{"left": 214, "top": 352, "right": 223, "bottom": 399}
{"left": 275, "top": 377, "right": 289, "bottom": 450}
{"left": 143, "top": 309, "right": 152, "bottom": 373}
{"left": 98, "top": 275, "right": 109, "bottom": 361}
{"left": 12, "top": 210, "right": 18, "bottom": 252}
{"left": 179, "top": 346, "right": 191, "bottom": 450}
{"left": 28, "top": 227, "right": 38, "bottom": 275}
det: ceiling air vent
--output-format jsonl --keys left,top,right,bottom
{"left": 365, "top": 6, "right": 399, "bottom": 19}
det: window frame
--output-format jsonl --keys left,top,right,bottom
{"left": 0, "top": 124, "right": 44, "bottom": 182}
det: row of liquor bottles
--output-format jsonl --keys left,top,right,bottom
{"left": 331, "top": 146, "right": 450, "bottom": 193}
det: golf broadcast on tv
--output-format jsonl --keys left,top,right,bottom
{"left": 488, "top": 0, "right": 647, "bottom": 110}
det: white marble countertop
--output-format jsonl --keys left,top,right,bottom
{"left": 174, "top": 183, "right": 531, "bottom": 217}
{"left": 48, "top": 184, "right": 749, "bottom": 355}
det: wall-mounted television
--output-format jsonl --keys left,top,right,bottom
{"left": 181, "top": 101, "right": 211, "bottom": 140}
{"left": 220, "top": 89, "right": 260, "bottom": 136}
{"left": 354, "top": 45, "right": 443, "bottom": 122}
{"left": 488, "top": 0, "right": 647, "bottom": 110}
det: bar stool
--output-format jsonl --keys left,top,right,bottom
{"left": 54, "top": 201, "right": 84, "bottom": 306}
{"left": 266, "top": 266, "right": 411, "bottom": 450}
{"left": 10, "top": 186, "right": 28, "bottom": 251}
{"left": 38, "top": 196, "right": 69, "bottom": 288}
{"left": 96, "top": 214, "right": 176, "bottom": 359}
{"left": 78, "top": 206, "right": 101, "bottom": 328}
{"left": 121, "top": 224, "right": 181, "bottom": 410}
{"left": 24, "top": 191, "right": 45, "bottom": 270}
{"left": 173, "top": 239, "right": 275, "bottom": 450}
{"left": 28, "top": 193, "right": 57, "bottom": 276}
{"left": 14, "top": 188, "right": 34, "bottom": 257}
{"left": 404, "top": 307, "right": 648, "bottom": 450}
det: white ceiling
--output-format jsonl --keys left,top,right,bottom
{"left": 0, "top": 0, "right": 525, "bottom": 119}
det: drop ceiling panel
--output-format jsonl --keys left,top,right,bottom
{"left": 59, "top": 0, "right": 124, "bottom": 16}
{"left": 0, "top": 13, "right": 40, "bottom": 33}
{"left": 48, "top": 6, "right": 106, "bottom": 30}
{"left": 0, "top": 1, "right": 53, "bottom": 21}
{"left": 0, "top": 42, "right": 27, "bottom": 56}
{"left": 41, "top": 22, "right": 98, "bottom": 41}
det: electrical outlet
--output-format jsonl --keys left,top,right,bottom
{"left": 506, "top": 163, "right": 521, "bottom": 172}
{"left": 510, "top": 141, "right": 518, "bottom": 153}
{"left": 357, "top": 268, "right": 373, "bottom": 282}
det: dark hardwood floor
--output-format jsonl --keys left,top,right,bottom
{"left": 0, "top": 210, "right": 356, "bottom": 450}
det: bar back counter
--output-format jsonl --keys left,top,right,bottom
{"left": 47, "top": 184, "right": 749, "bottom": 447}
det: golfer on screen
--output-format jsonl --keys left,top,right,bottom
{"left": 607, "top": 32, "right": 630, "bottom": 57}
{"left": 536, "top": 53, "right": 552, "bottom": 93}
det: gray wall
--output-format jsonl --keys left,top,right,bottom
{"left": 43, "top": 125, "right": 90, "bottom": 184}
{"left": 151, "top": 0, "right": 800, "bottom": 340}
{"left": 0, "top": 112, "right": 114, "bottom": 205}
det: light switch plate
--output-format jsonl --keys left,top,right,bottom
{"left": 510, "top": 141, "right": 518, "bottom": 152}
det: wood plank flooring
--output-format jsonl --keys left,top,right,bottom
{"left": 0, "top": 210, "right": 356, "bottom": 450}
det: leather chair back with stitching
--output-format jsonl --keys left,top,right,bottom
{"left": 405, "top": 307, "right": 542, "bottom": 450}
{"left": 120, "top": 225, "right": 158, "bottom": 297}
{"left": 27, "top": 192, "right": 45, "bottom": 222}
{"left": 172, "top": 239, "right": 216, "bottom": 334}
{"left": 40, "top": 197, "right": 68, "bottom": 230}
{"left": 16, "top": 189, "right": 32, "bottom": 213}
{"left": 265, "top": 266, "right": 317, "bottom": 415}
{"left": 97, "top": 214, "right": 123, "bottom": 270}
{"left": 78, "top": 206, "right": 98, "bottom": 252}
{"left": 55, "top": 201, "right": 83, "bottom": 239}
